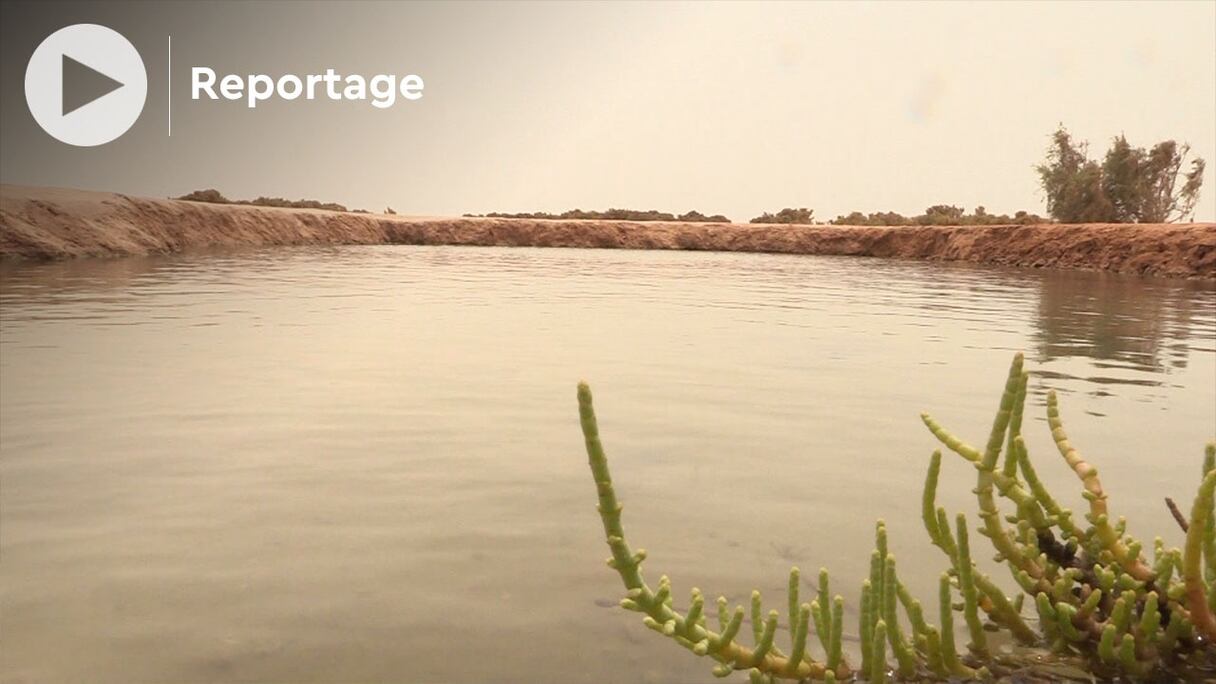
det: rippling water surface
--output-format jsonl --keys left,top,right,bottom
{"left": 1, "top": 246, "right": 1214, "bottom": 683}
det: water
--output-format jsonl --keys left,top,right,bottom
{"left": 1, "top": 246, "right": 1213, "bottom": 683}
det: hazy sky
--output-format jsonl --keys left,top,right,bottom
{"left": 2, "top": 1, "right": 1214, "bottom": 221}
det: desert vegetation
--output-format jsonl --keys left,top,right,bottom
{"left": 577, "top": 354, "right": 1216, "bottom": 682}
{"left": 829, "top": 206, "right": 1049, "bottom": 226}
{"left": 462, "top": 209, "right": 731, "bottom": 223}
{"left": 749, "top": 208, "right": 816, "bottom": 224}
{"left": 1037, "top": 126, "right": 1206, "bottom": 223}
{"left": 174, "top": 189, "right": 366, "bottom": 213}
{"left": 173, "top": 125, "right": 1204, "bottom": 230}
{"left": 748, "top": 127, "right": 1204, "bottom": 228}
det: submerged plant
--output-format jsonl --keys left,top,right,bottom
{"left": 576, "top": 354, "right": 1215, "bottom": 681}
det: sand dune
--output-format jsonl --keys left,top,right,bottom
{"left": 1, "top": 185, "right": 1213, "bottom": 279}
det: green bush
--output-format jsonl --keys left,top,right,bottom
{"left": 577, "top": 354, "right": 1216, "bottom": 682}
{"left": 749, "top": 208, "right": 815, "bottom": 224}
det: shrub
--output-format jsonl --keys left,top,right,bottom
{"left": 750, "top": 208, "right": 815, "bottom": 224}
{"left": 829, "top": 208, "right": 1047, "bottom": 226}
{"left": 172, "top": 189, "right": 360, "bottom": 213}
{"left": 576, "top": 354, "right": 1216, "bottom": 682}
{"left": 470, "top": 209, "right": 732, "bottom": 223}
{"left": 678, "top": 210, "right": 731, "bottom": 223}
{"left": 175, "top": 188, "right": 230, "bottom": 204}
{"left": 916, "top": 205, "right": 965, "bottom": 225}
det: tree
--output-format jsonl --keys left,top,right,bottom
{"left": 1107, "top": 138, "right": 1205, "bottom": 222}
{"left": 1100, "top": 135, "right": 1144, "bottom": 222}
{"left": 1037, "top": 126, "right": 1204, "bottom": 223}
{"left": 1035, "top": 127, "right": 1115, "bottom": 222}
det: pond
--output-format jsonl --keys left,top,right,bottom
{"left": 1, "top": 246, "right": 1213, "bottom": 683}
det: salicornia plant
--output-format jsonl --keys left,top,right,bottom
{"left": 576, "top": 354, "right": 1215, "bottom": 682}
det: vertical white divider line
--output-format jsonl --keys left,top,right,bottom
{"left": 168, "top": 34, "right": 172, "bottom": 137}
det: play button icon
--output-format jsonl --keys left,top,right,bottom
{"left": 25, "top": 24, "right": 147, "bottom": 146}
{"left": 62, "top": 54, "right": 126, "bottom": 116}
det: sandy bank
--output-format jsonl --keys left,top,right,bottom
{"left": 2, "top": 185, "right": 1213, "bottom": 279}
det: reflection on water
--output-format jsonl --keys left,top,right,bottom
{"left": 1033, "top": 268, "right": 1213, "bottom": 376}
{"left": 1, "top": 247, "right": 1214, "bottom": 683}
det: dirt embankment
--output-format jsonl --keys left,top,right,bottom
{"left": 2, "top": 185, "right": 1214, "bottom": 279}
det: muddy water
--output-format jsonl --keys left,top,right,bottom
{"left": 1, "top": 246, "right": 1213, "bottom": 683}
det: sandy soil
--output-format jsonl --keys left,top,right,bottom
{"left": 2, "top": 185, "right": 1214, "bottom": 279}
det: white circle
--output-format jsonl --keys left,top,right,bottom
{"left": 24, "top": 24, "right": 147, "bottom": 147}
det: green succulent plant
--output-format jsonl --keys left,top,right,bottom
{"left": 576, "top": 353, "right": 1216, "bottom": 682}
